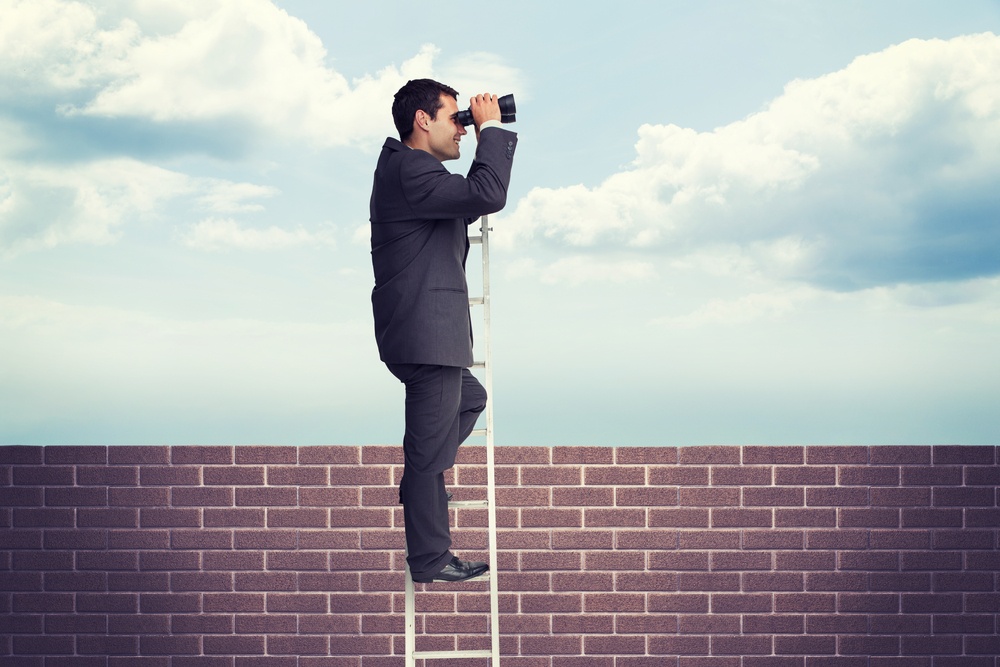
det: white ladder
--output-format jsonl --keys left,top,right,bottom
{"left": 403, "top": 215, "right": 501, "bottom": 666}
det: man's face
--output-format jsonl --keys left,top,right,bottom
{"left": 425, "top": 94, "right": 467, "bottom": 162}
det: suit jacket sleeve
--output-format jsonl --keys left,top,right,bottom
{"left": 398, "top": 127, "right": 516, "bottom": 221}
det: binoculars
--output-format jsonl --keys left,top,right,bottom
{"left": 455, "top": 94, "right": 516, "bottom": 126}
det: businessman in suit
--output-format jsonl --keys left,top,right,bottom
{"left": 369, "top": 79, "right": 517, "bottom": 583}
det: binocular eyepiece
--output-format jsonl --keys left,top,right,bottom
{"left": 455, "top": 94, "right": 516, "bottom": 126}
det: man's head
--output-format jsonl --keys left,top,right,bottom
{"left": 392, "top": 78, "right": 467, "bottom": 161}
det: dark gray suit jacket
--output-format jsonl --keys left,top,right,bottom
{"left": 370, "top": 127, "right": 517, "bottom": 367}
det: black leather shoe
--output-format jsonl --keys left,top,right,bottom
{"left": 414, "top": 557, "right": 488, "bottom": 583}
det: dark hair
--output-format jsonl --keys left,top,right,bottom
{"left": 392, "top": 78, "right": 459, "bottom": 141}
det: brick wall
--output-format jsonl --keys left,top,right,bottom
{"left": 1, "top": 444, "right": 998, "bottom": 667}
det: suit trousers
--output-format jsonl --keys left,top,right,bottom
{"left": 386, "top": 363, "right": 487, "bottom": 580}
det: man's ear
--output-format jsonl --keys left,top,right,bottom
{"left": 413, "top": 109, "right": 430, "bottom": 133}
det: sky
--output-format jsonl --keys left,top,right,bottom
{"left": 2, "top": 0, "right": 999, "bottom": 447}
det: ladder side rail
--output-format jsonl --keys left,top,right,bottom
{"left": 481, "top": 216, "right": 501, "bottom": 666}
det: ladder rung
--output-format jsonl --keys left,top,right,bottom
{"left": 471, "top": 361, "right": 485, "bottom": 369}
{"left": 413, "top": 649, "right": 492, "bottom": 660}
{"left": 468, "top": 296, "right": 484, "bottom": 306}
{"left": 470, "top": 428, "right": 486, "bottom": 437}
{"left": 448, "top": 499, "right": 488, "bottom": 508}
{"left": 469, "top": 235, "right": 483, "bottom": 244}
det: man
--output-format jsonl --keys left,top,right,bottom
{"left": 369, "top": 79, "right": 517, "bottom": 583}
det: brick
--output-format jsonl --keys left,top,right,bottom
{"left": 648, "top": 551, "right": 707, "bottom": 570}
{"left": 900, "top": 634, "right": 962, "bottom": 655}
{"left": 744, "top": 446, "right": 803, "bottom": 464}
{"left": 806, "top": 446, "right": 869, "bottom": 464}
{"left": 965, "top": 465, "right": 1000, "bottom": 485}
{"left": 678, "top": 573, "right": 739, "bottom": 592}
{"left": 584, "top": 551, "right": 645, "bottom": 571}
{"left": 45, "top": 446, "right": 106, "bottom": 464}
{"left": 838, "top": 466, "right": 899, "bottom": 485}
{"left": 521, "top": 465, "right": 581, "bottom": 485}
{"left": 522, "top": 551, "right": 581, "bottom": 571}
{"left": 933, "top": 445, "right": 994, "bottom": 464}
{"left": 268, "top": 465, "right": 328, "bottom": 485}
{"left": 0, "top": 445, "right": 44, "bottom": 463}
{"left": 775, "top": 466, "right": 835, "bottom": 485}
{"left": 933, "top": 486, "right": 995, "bottom": 506}
{"left": 649, "top": 466, "right": 709, "bottom": 486}
{"left": 13, "top": 466, "right": 74, "bottom": 485}
{"left": 775, "top": 508, "right": 836, "bottom": 527}
{"left": 521, "top": 593, "right": 582, "bottom": 614}
{"left": 870, "top": 487, "right": 930, "bottom": 507}
{"left": 744, "top": 487, "right": 803, "bottom": 506}
{"left": 839, "top": 636, "right": 899, "bottom": 655}
{"left": 203, "top": 466, "right": 265, "bottom": 485}
{"left": 711, "top": 508, "right": 772, "bottom": 527}
{"left": 775, "top": 551, "right": 836, "bottom": 571}
{"left": 584, "top": 466, "right": 645, "bottom": 485}
{"left": 679, "top": 614, "right": 740, "bottom": 634}
{"left": 140, "top": 465, "right": 200, "bottom": 485}
{"left": 806, "top": 614, "right": 866, "bottom": 634}
{"left": 745, "top": 530, "right": 804, "bottom": 550}
{"left": 774, "top": 594, "right": 836, "bottom": 613}
{"left": 679, "top": 487, "right": 739, "bottom": 506}
{"left": 712, "top": 635, "right": 772, "bottom": 655}
{"left": 77, "top": 465, "right": 139, "bottom": 486}
{"left": 743, "top": 614, "right": 804, "bottom": 634}
{"left": 585, "top": 508, "right": 645, "bottom": 527}
{"left": 869, "top": 573, "right": 930, "bottom": 592}
{"left": 900, "top": 466, "right": 961, "bottom": 486}
{"left": 933, "top": 572, "right": 994, "bottom": 592}
{"left": 901, "top": 593, "right": 962, "bottom": 613}
{"left": 743, "top": 573, "right": 804, "bottom": 592}
{"left": 171, "top": 446, "right": 232, "bottom": 464}
{"left": 171, "top": 487, "right": 232, "bottom": 507}
{"left": 108, "top": 445, "right": 170, "bottom": 464}
{"left": 649, "top": 508, "right": 709, "bottom": 528}
{"left": 499, "top": 487, "right": 552, "bottom": 509}
{"left": 267, "top": 508, "right": 327, "bottom": 527}
{"left": 648, "top": 634, "right": 709, "bottom": 655}
{"left": 869, "top": 530, "right": 929, "bottom": 550}
{"left": 554, "top": 487, "right": 613, "bottom": 506}
{"left": 711, "top": 465, "right": 772, "bottom": 485}
{"left": 679, "top": 530, "right": 740, "bottom": 550}
{"left": 806, "top": 530, "right": 867, "bottom": 550}
{"left": 838, "top": 508, "right": 899, "bottom": 528}
{"left": 869, "top": 446, "right": 930, "bottom": 464}
{"left": 494, "top": 446, "right": 550, "bottom": 465}
{"left": 806, "top": 487, "right": 867, "bottom": 506}
{"left": 839, "top": 552, "right": 898, "bottom": 571}
{"left": 140, "top": 508, "right": 200, "bottom": 528}
{"left": 615, "top": 447, "right": 677, "bottom": 464}
{"left": 553, "top": 447, "right": 613, "bottom": 464}
{"left": 900, "top": 508, "right": 962, "bottom": 527}
{"left": 522, "top": 508, "right": 582, "bottom": 528}
{"left": 616, "top": 572, "right": 676, "bottom": 592}
{"left": 679, "top": 446, "right": 739, "bottom": 465}
{"left": 584, "top": 592, "right": 645, "bottom": 612}
{"left": 711, "top": 593, "right": 772, "bottom": 613}
{"left": 775, "top": 636, "right": 835, "bottom": 655}
{"left": 711, "top": 551, "right": 771, "bottom": 570}
{"left": 934, "top": 529, "right": 994, "bottom": 549}
{"left": 868, "top": 614, "right": 929, "bottom": 634}
{"left": 553, "top": 530, "right": 614, "bottom": 550}
{"left": 616, "top": 487, "right": 678, "bottom": 506}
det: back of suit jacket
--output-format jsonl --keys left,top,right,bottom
{"left": 370, "top": 127, "right": 517, "bottom": 367}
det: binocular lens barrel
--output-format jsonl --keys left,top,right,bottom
{"left": 455, "top": 94, "right": 516, "bottom": 126}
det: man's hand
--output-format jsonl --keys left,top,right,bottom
{"left": 470, "top": 93, "right": 502, "bottom": 142}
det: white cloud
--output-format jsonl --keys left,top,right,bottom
{"left": 501, "top": 33, "right": 1000, "bottom": 290}
{"left": 180, "top": 217, "right": 336, "bottom": 251}
{"left": 538, "top": 256, "right": 657, "bottom": 286}
{"left": 0, "top": 0, "right": 520, "bottom": 149}
{"left": 0, "top": 156, "right": 282, "bottom": 254}
{"left": 654, "top": 288, "right": 818, "bottom": 329}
